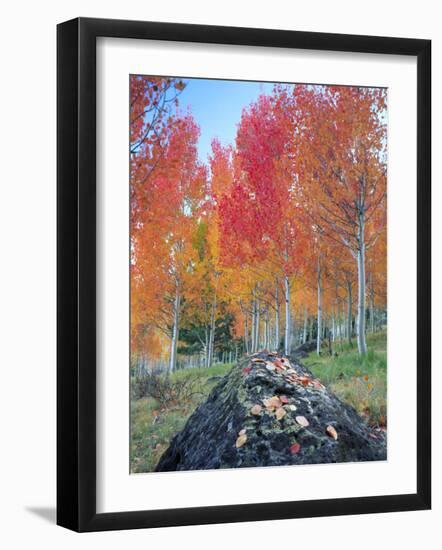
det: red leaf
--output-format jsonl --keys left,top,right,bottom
{"left": 290, "top": 442, "right": 301, "bottom": 454}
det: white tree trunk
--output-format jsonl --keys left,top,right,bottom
{"left": 204, "top": 324, "right": 210, "bottom": 368}
{"left": 264, "top": 308, "right": 270, "bottom": 350}
{"left": 337, "top": 299, "right": 343, "bottom": 349}
{"left": 267, "top": 312, "right": 271, "bottom": 349}
{"left": 244, "top": 314, "right": 249, "bottom": 354}
{"left": 302, "top": 306, "right": 308, "bottom": 344}
{"left": 207, "top": 291, "right": 217, "bottom": 367}
{"left": 169, "top": 287, "right": 181, "bottom": 373}
{"left": 275, "top": 282, "right": 280, "bottom": 351}
{"left": 316, "top": 261, "right": 322, "bottom": 356}
{"left": 356, "top": 214, "right": 368, "bottom": 355}
{"left": 251, "top": 301, "right": 256, "bottom": 353}
{"left": 347, "top": 281, "right": 353, "bottom": 347}
{"left": 284, "top": 275, "right": 291, "bottom": 356}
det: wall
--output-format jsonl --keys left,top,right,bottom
{"left": 0, "top": 1, "right": 439, "bottom": 548}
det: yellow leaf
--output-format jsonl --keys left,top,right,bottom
{"left": 236, "top": 433, "right": 247, "bottom": 448}
{"left": 267, "top": 396, "right": 282, "bottom": 409}
{"left": 295, "top": 415, "right": 309, "bottom": 427}
{"left": 251, "top": 404, "right": 262, "bottom": 415}
{"left": 275, "top": 408, "right": 286, "bottom": 421}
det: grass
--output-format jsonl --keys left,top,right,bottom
{"left": 130, "top": 363, "right": 234, "bottom": 473}
{"left": 303, "top": 330, "right": 387, "bottom": 427}
{"left": 131, "top": 332, "right": 387, "bottom": 472}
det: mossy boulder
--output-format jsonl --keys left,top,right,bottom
{"left": 155, "top": 349, "right": 386, "bottom": 472}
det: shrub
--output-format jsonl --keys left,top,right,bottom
{"left": 131, "top": 370, "right": 205, "bottom": 406}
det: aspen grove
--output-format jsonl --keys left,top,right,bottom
{"left": 130, "top": 77, "right": 387, "bottom": 375}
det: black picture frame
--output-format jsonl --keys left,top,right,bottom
{"left": 57, "top": 17, "right": 431, "bottom": 532}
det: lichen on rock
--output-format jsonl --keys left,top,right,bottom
{"left": 155, "top": 350, "right": 387, "bottom": 472}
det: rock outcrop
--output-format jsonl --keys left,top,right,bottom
{"left": 155, "top": 349, "right": 386, "bottom": 472}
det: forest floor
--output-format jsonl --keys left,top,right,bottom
{"left": 304, "top": 330, "right": 387, "bottom": 427}
{"left": 131, "top": 330, "right": 387, "bottom": 473}
{"left": 131, "top": 363, "right": 234, "bottom": 473}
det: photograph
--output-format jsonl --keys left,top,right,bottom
{"left": 129, "top": 75, "right": 388, "bottom": 473}
{"left": 0, "top": 0, "right": 434, "bottom": 542}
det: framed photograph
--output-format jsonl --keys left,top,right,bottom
{"left": 57, "top": 17, "right": 431, "bottom": 532}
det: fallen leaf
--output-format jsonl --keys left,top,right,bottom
{"left": 288, "top": 404, "right": 297, "bottom": 411}
{"left": 364, "top": 375, "right": 369, "bottom": 381}
{"left": 265, "top": 362, "right": 276, "bottom": 371}
{"left": 275, "top": 408, "right": 286, "bottom": 420}
{"left": 267, "top": 396, "right": 282, "bottom": 409}
{"left": 238, "top": 428, "right": 247, "bottom": 436}
{"left": 299, "top": 376, "right": 311, "bottom": 386}
{"left": 252, "top": 357, "right": 266, "bottom": 363}
{"left": 242, "top": 366, "right": 252, "bottom": 375}
{"left": 326, "top": 425, "right": 338, "bottom": 440}
{"left": 279, "top": 395, "right": 289, "bottom": 404}
{"left": 296, "top": 415, "right": 309, "bottom": 427}
{"left": 290, "top": 442, "right": 301, "bottom": 454}
{"left": 236, "top": 433, "right": 247, "bottom": 448}
{"left": 250, "top": 405, "right": 262, "bottom": 415}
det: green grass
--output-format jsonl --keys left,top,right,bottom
{"left": 131, "top": 333, "right": 387, "bottom": 472}
{"left": 130, "top": 363, "right": 233, "bottom": 473}
{"left": 303, "top": 330, "right": 387, "bottom": 427}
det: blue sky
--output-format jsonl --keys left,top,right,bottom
{"left": 179, "top": 78, "right": 275, "bottom": 163}
{"left": 167, "top": 78, "right": 386, "bottom": 165}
